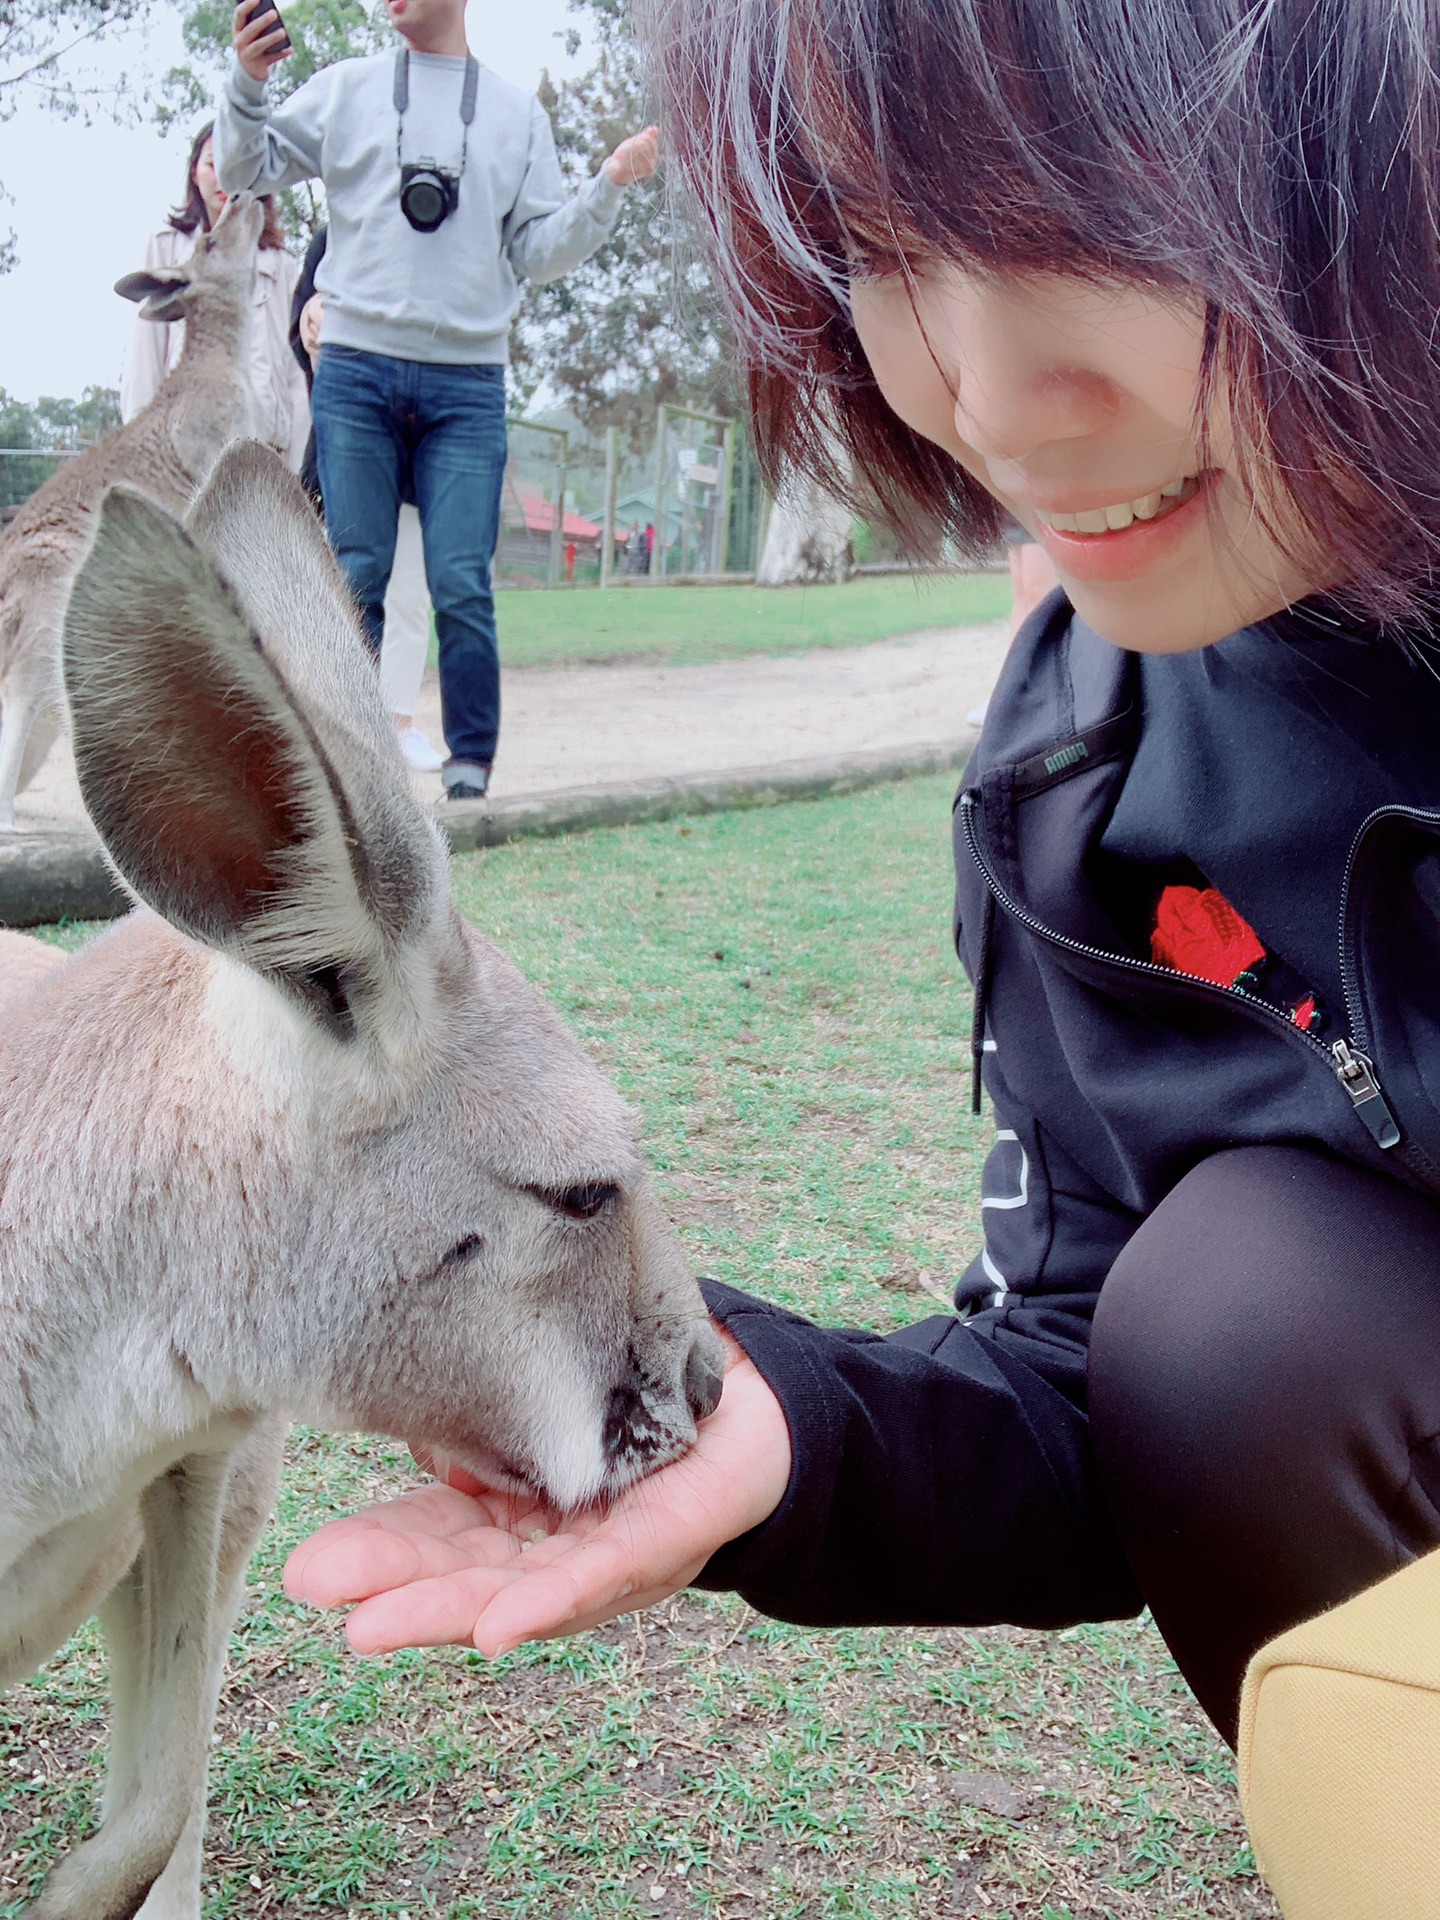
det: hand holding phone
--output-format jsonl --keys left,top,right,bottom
{"left": 233, "top": 0, "right": 292, "bottom": 83}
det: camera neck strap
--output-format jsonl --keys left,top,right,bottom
{"left": 394, "top": 47, "right": 479, "bottom": 171}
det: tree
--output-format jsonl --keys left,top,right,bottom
{"left": 0, "top": 0, "right": 167, "bottom": 270}
{"left": 517, "top": 0, "right": 735, "bottom": 444}
{"left": 0, "top": 383, "right": 120, "bottom": 510}
{"left": 755, "top": 469, "right": 854, "bottom": 586}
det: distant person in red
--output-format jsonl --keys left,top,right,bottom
{"left": 565, "top": 538, "right": 577, "bottom": 583}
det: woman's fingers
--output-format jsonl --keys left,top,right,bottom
{"left": 283, "top": 1484, "right": 537, "bottom": 1605}
{"left": 345, "top": 1565, "right": 530, "bottom": 1654}
{"left": 469, "top": 1547, "right": 712, "bottom": 1657}
{"left": 232, "top": 1, "right": 291, "bottom": 74}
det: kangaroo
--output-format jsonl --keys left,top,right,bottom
{"left": 0, "top": 440, "right": 723, "bottom": 1920}
{"left": 0, "top": 192, "right": 264, "bottom": 832}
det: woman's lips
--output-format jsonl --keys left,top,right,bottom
{"left": 1030, "top": 471, "right": 1217, "bottom": 583}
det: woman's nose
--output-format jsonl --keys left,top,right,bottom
{"left": 952, "top": 361, "right": 1119, "bottom": 464}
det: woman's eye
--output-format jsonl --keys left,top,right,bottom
{"left": 541, "top": 1183, "right": 620, "bottom": 1221}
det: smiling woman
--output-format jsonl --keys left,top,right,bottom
{"left": 651, "top": 0, "right": 1440, "bottom": 651}
{"left": 282, "top": 11, "right": 1440, "bottom": 1915}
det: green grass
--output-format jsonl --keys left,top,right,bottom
{"left": 3, "top": 778, "right": 1275, "bottom": 1919}
{"left": 488, "top": 573, "right": 1010, "bottom": 672}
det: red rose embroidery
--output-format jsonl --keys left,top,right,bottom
{"left": 1150, "top": 885, "right": 1266, "bottom": 987}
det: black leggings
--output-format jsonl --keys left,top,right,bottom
{"left": 1088, "top": 1144, "right": 1440, "bottom": 1746}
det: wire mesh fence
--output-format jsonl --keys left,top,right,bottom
{"left": 0, "top": 449, "right": 78, "bottom": 520}
{"left": 0, "top": 410, "right": 769, "bottom": 587}
{"left": 497, "top": 418, "right": 573, "bottom": 589}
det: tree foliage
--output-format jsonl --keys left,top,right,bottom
{"left": 0, "top": 384, "right": 120, "bottom": 508}
{"left": 518, "top": 0, "right": 734, "bottom": 441}
{"left": 0, "top": 0, "right": 152, "bottom": 112}
{"left": 0, "top": 0, "right": 163, "bottom": 270}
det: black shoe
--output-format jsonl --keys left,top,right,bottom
{"left": 445, "top": 773, "right": 491, "bottom": 801}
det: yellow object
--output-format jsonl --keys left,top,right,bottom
{"left": 1239, "top": 1549, "right": 1440, "bottom": 1919}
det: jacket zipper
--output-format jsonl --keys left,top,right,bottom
{"left": 958, "top": 790, "right": 1406, "bottom": 1155}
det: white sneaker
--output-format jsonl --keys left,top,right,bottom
{"left": 399, "top": 727, "right": 446, "bottom": 772}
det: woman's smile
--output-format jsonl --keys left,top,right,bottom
{"left": 1023, "top": 471, "right": 1216, "bottom": 583}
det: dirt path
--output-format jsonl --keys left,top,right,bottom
{"left": 10, "top": 621, "right": 1009, "bottom": 833}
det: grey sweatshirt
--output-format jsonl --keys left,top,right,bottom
{"left": 214, "top": 48, "right": 625, "bottom": 365}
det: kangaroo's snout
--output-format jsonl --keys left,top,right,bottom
{"left": 684, "top": 1329, "right": 724, "bottom": 1422}
{"left": 596, "top": 1325, "right": 724, "bottom": 1493}
{"left": 213, "top": 189, "right": 262, "bottom": 236}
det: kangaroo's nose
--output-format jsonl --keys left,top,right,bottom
{"left": 684, "top": 1335, "right": 724, "bottom": 1423}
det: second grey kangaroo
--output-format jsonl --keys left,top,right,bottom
{"left": 0, "top": 191, "right": 263, "bottom": 830}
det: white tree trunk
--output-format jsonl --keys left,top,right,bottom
{"left": 755, "top": 468, "right": 854, "bottom": 586}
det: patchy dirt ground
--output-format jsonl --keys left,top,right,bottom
{"left": 8, "top": 623, "right": 1007, "bottom": 834}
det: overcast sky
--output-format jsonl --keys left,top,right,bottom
{"left": 0, "top": 1, "right": 590, "bottom": 404}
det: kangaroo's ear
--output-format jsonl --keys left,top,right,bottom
{"left": 62, "top": 483, "right": 453, "bottom": 1053}
{"left": 114, "top": 267, "right": 193, "bottom": 324}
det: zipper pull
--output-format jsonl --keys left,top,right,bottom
{"left": 1332, "top": 1040, "right": 1402, "bottom": 1149}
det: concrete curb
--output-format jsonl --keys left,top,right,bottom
{"left": 0, "top": 735, "right": 976, "bottom": 928}
{"left": 437, "top": 736, "right": 977, "bottom": 852}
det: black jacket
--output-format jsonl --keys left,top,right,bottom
{"left": 289, "top": 225, "right": 328, "bottom": 503}
{"left": 700, "top": 596, "right": 1440, "bottom": 1626}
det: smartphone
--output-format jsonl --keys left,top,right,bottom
{"left": 244, "top": 0, "right": 292, "bottom": 55}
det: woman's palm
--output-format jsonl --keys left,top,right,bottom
{"left": 283, "top": 1342, "right": 790, "bottom": 1655}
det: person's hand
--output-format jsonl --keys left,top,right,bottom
{"left": 604, "top": 125, "right": 661, "bottom": 188}
{"left": 233, "top": 0, "right": 292, "bottom": 83}
{"left": 283, "top": 1330, "right": 791, "bottom": 1655}
{"left": 299, "top": 292, "right": 324, "bottom": 366}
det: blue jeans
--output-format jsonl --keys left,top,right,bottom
{"left": 312, "top": 346, "right": 506, "bottom": 773}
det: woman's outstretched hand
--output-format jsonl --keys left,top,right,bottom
{"left": 283, "top": 1332, "right": 791, "bottom": 1656}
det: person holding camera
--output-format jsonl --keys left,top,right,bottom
{"left": 215, "top": 0, "right": 659, "bottom": 799}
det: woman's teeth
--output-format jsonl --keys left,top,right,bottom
{"left": 1040, "top": 474, "right": 1198, "bottom": 535}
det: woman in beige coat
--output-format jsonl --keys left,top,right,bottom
{"left": 120, "top": 121, "right": 309, "bottom": 472}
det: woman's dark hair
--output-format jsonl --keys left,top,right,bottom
{"left": 647, "top": 0, "right": 1440, "bottom": 629}
{"left": 169, "top": 119, "right": 286, "bottom": 251}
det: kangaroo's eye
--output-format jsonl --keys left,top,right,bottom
{"left": 537, "top": 1183, "right": 620, "bottom": 1221}
{"left": 440, "top": 1233, "right": 485, "bottom": 1267}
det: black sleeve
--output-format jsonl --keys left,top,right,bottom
{"left": 289, "top": 224, "right": 328, "bottom": 387}
{"left": 694, "top": 1272, "right": 1141, "bottom": 1632}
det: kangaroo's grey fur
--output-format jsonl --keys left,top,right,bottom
{"left": 0, "top": 192, "right": 264, "bottom": 831}
{"left": 0, "top": 441, "right": 722, "bottom": 1919}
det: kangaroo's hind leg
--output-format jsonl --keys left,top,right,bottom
{"left": 17, "top": 699, "right": 62, "bottom": 795}
{"left": 126, "top": 1421, "right": 288, "bottom": 1920}
{"left": 0, "top": 579, "right": 65, "bottom": 828}
{"left": 0, "top": 682, "right": 40, "bottom": 832}
{"left": 25, "top": 1422, "right": 287, "bottom": 1920}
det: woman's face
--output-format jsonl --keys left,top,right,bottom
{"left": 848, "top": 267, "right": 1323, "bottom": 653}
{"left": 193, "top": 137, "right": 226, "bottom": 227}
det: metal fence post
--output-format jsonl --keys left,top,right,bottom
{"left": 652, "top": 405, "right": 669, "bottom": 580}
{"left": 715, "top": 421, "right": 736, "bottom": 574}
{"left": 548, "top": 431, "right": 568, "bottom": 587}
{"left": 600, "top": 424, "right": 618, "bottom": 588}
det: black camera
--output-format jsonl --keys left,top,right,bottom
{"left": 399, "top": 161, "right": 461, "bottom": 233}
